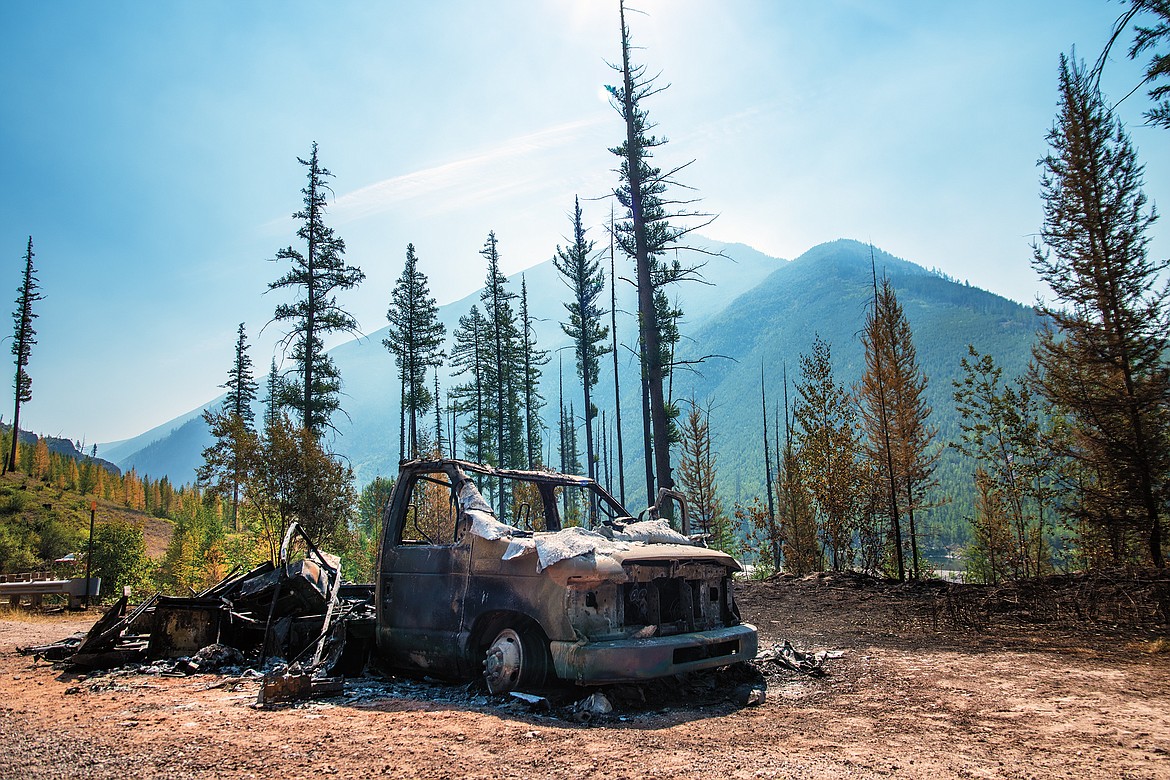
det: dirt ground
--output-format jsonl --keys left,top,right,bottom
{"left": 1, "top": 574, "right": 1168, "bottom": 780}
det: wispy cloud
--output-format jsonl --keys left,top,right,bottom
{"left": 330, "top": 116, "right": 610, "bottom": 223}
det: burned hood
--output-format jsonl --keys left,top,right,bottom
{"left": 604, "top": 543, "right": 741, "bottom": 571}
{"left": 457, "top": 476, "right": 743, "bottom": 584}
{"left": 523, "top": 537, "right": 742, "bottom": 587}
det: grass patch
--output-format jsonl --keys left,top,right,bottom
{"left": 0, "top": 492, "right": 26, "bottom": 515}
{"left": 1137, "top": 637, "right": 1170, "bottom": 654}
{"left": 0, "top": 604, "right": 85, "bottom": 622}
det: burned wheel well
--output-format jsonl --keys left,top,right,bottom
{"left": 472, "top": 611, "right": 553, "bottom": 692}
{"left": 470, "top": 611, "right": 549, "bottom": 655}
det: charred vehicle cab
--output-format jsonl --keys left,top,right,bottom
{"left": 375, "top": 459, "right": 757, "bottom": 693}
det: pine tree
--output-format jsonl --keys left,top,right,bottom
{"left": 264, "top": 358, "right": 280, "bottom": 431}
{"left": 678, "top": 397, "right": 732, "bottom": 551}
{"left": 1032, "top": 55, "right": 1170, "bottom": 568}
{"left": 32, "top": 437, "right": 49, "bottom": 480}
{"left": 561, "top": 401, "right": 584, "bottom": 526}
{"left": 607, "top": 0, "right": 710, "bottom": 505}
{"left": 200, "top": 324, "right": 259, "bottom": 531}
{"left": 952, "top": 347, "right": 1059, "bottom": 578}
{"left": 198, "top": 410, "right": 258, "bottom": 533}
{"left": 601, "top": 409, "right": 612, "bottom": 491}
{"left": 384, "top": 243, "right": 446, "bottom": 459}
{"left": 858, "top": 270, "right": 940, "bottom": 580}
{"left": 966, "top": 467, "right": 1017, "bottom": 584}
{"left": 761, "top": 366, "right": 777, "bottom": 541}
{"left": 225, "top": 323, "right": 259, "bottom": 426}
{"left": 558, "top": 356, "right": 567, "bottom": 475}
{"left": 737, "top": 380, "right": 817, "bottom": 577}
{"left": 7, "top": 237, "right": 42, "bottom": 474}
{"left": 865, "top": 277, "right": 940, "bottom": 580}
{"left": 776, "top": 434, "right": 819, "bottom": 575}
{"left": 451, "top": 306, "right": 490, "bottom": 465}
{"left": 556, "top": 358, "right": 584, "bottom": 523}
{"left": 794, "top": 335, "right": 862, "bottom": 572}
{"left": 554, "top": 197, "right": 610, "bottom": 489}
{"left": 268, "top": 142, "right": 365, "bottom": 435}
{"left": 478, "top": 232, "right": 524, "bottom": 480}
{"left": 518, "top": 276, "right": 548, "bottom": 468}
{"left": 608, "top": 206, "right": 627, "bottom": 505}
{"left": 433, "top": 368, "right": 444, "bottom": 458}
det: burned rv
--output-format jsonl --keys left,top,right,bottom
{"left": 375, "top": 459, "right": 758, "bottom": 693}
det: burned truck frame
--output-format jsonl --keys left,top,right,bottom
{"left": 375, "top": 459, "right": 757, "bottom": 693}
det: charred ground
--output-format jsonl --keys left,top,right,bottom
{"left": 2, "top": 573, "right": 1168, "bottom": 779}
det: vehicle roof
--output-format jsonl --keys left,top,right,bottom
{"left": 400, "top": 458, "right": 596, "bottom": 487}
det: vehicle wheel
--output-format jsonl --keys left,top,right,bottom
{"left": 482, "top": 624, "right": 549, "bottom": 694}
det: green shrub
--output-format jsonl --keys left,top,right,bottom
{"left": 90, "top": 521, "right": 154, "bottom": 600}
{"left": 0, "top": 492, "right": 26, "bottom": 515}
{"left": 0, "top": 525, "right": 38, "bottom": 572}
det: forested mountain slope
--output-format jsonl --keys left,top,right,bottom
{"left": 655, "top": 239, "right": 1038, "bottom": 547}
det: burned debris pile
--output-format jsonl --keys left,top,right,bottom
{"left": 754, "top": 641, "right": 842, "bottom": 677}
{"left": 18, "top": 523, "right": 374, "bottom": 703}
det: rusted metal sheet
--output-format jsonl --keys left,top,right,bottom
{"left": 255, "top": 670, "right": 345, "bottom": 705}
{"left": 21, "top": 523, "right": 375, "bottom": 697}
{"left": 148, "top": 598, "right": 223, "bottom": 659}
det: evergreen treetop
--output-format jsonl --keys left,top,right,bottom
{"left": 223, "top": 322, "right": 258, "bottom": 427}
{"left": 268, "top": 142, "right": 365, "bottom": 435}
{"left": 384, "top": 243, "right": 446, "bottom": 459}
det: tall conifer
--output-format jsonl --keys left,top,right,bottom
{"left": 384, "top": 243, "right": 446, "bottom": 460}
{"left": 451, "top": 306, "right": 490, "bottom": 465}
{"left": 953, "top": 347, "right": 1057, "bottom": 578}
{"left": 554, "top": 197, "right": 610, "bottom": 495}
{"left": 518, "top": 276, "right": 548, "bottom": 468}
{"left": 608, "top": 206, "right": 627, "bottom": 505}
{"left": 794, "top": 336, "right": 862, "bottom": 572}
{"left": 608, "top": 0, "right": 711, "bottom": 504}
{"left": 268, "top": 142, "right": 365, "bottom": 435}
{"left": 858, "top": 274, "right": 939, "bottom": 580}
{"left": 200, "top": 322, "right": 259, "bottom": 530}
{"left": 478, "top": 232, "right": 523, "bottom": 483}
{"left": 1031, "top": 55, "right": 1170, "bottom": 567}
{"left": 7, "top": 237, "right": 41, "bottom": 474}
{"left": 678, "top": 397, "right": 732, "bottom": 551}
{"left": 225, "top": 323, "right": 258, "bottom": 426}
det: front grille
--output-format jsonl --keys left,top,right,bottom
{"left": 620, "top": 564, "right": 730, "bottom": 635}
{"left": 672, "top": 639, "right": 740, "bottom": 665}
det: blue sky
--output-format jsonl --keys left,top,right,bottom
{"left": 2, "top": 1, "right": 1166, "bottom": 446}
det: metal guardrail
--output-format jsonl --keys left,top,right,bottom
{"left": 0, "top": 576, "right": 101, "bottom": 608}
{"left": 0, "top": 571, "right": 54, "bottom": 583}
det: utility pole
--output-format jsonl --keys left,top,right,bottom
{"left": 84, "top": 500, "right": 96, "bottom": 608}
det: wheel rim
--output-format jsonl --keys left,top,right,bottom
{"left": 483, "top": 628, "right": 524, "bottom": 693}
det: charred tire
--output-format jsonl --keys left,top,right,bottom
{"left": 482, "top": 622, "right": 550, "bottom": 694}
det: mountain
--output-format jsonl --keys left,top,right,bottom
{"left": 2, "top": 424, "right": 121, "bottom": 475}
{"left": 652, "top": 239, "right": 1037, "bottom": 544}
{"left": 104, "top": 238, "right": 1039, "bottom": 547}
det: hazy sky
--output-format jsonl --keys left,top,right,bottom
{"left": 2, "top": 1, "right": 1166, "bottom": 446}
